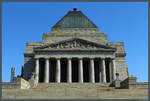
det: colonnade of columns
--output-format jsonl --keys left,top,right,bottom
{"left": 35, "top": 57, "right": 116, "bottom": 83}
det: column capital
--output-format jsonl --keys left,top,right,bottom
{"left": 89, "top": 57, "right": 94, "bottom": 60}
{"left": 67, "top": 57, "right": 72, "bottom": 60}
{"left": 56, "top": 57, "right": 61, "bottom": 60}
{"left": 78, "top": 57, "right": 83, "bottom": 60}
{"left": 45, "top": 57, "right": 49, "bottom": 60}
{"left": 101, "top": 58, "right": 105, "bottom": 60}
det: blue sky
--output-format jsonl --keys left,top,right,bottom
{"left": 2, "top": 2, "right": 148, "bottom": 82}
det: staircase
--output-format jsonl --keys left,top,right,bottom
{"left": 35, "top": 83, "right": 112, "bottom": 90}
{"left": 28, "top": 83, "right": 114, "bottom": 99}
{"left": 2, "top": 83, "right": 147, "bottom": 99}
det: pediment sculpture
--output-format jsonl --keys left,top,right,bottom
{"left": 35, "top": 38, "right": 116, "bottom": 51}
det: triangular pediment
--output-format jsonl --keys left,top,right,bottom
{"left": 34, "top": 38, "right": 116, "bottom": 52}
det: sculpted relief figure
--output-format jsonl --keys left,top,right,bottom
{"left": 46, "top": 39, "right": 99, "bottom": 49}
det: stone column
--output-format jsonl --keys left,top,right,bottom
{"left": 35, "top": 58, "right": 39, "bottom": 83}
{"left": 56, "top": 58, "right": 61, "bottom": 83}
{"left": 112, "top": 59, "right": 116, "bottom": 81}
{"left": 78, "top": 58, "right": 83, "bottom": 83}
{"left": 67, "top": 58, "right": 72, "bottom": 83}
{"left": 89, "top": 58, "right": 95, "bottom": 83}
{"left": 99, "top": 60, "right": 102, "bottom": 83}
{"left": 101, "top": 58, "right": 106, "bottom": 83}
{"left": 109, "top": 61, "right": 112, "bottom": 82}
{"left": 99, "top": 72, "right": 102, "bottom": 83}
{"left": 44, "top": 58, "right": 49, "bottom": 83}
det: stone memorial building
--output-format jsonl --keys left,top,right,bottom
{"left": 23, "top": 8, "right": 128, "bottom": 84}
{"left": 2, "top": 8, "right": 148, "bottom": 99}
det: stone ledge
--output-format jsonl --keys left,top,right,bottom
{"left": 24, "top": 53, "right": 34, "bottom": 57}
{"left": 120, "top": 77, "right": 148, "bottom": 89}
{"left": 42, "top": 33, "right": 107, "bottom": 40}
{"left": 26, "top": 42, "right": 42, "bottom": 46}
{"left": 2, "top": 77, "right": 30, "bottom": 89}
{"left": 108, "top": 42, "right": 124, "bottom": 46}
{"left": 115, "top": 53, "right": 126, "bottom": 57}
{"left": 1, "top": 83, "right": 20, "bottom": 89}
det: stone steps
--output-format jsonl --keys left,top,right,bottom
{"left": 26, "top": 83, "right": 116, "bottom": 99}
{"left": 2, "top": 83, "right": 148, "bottom": 99}
{"left": 35, "top": 83, "right": 112, "bottom": 90}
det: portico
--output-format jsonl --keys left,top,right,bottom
{"left": 35, "top": 56, "right": 116, "bottom": 83}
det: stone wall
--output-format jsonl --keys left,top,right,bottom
{"left": 2, "top": 78, "right": 30, "bottom": 89}
{"left": 108, "top": 42, "right": 128, "bottom": 81}
{"left": 24, "top": 56, "right": 35, "bottom": 80}
{"left": 121, "top": 76, "right": 136, "bottom": 89}
{"left": 135, "top": 82, "right": 148, "bottom": 89}
{"left": 51, "top": 28, "right": 99, "bottom": 34}
{"left": 108, "top": 42, "right": 125, "bottom": 53}
{"left": 42, "top": 33, "right": 107, "bottom": 45}
{"left": 25, "top": 33, "right": 108, "bottom": 54}
{"left": 25, "top": 42, "right": 41, "bottom": 54}
{"left": 115, "top": 57, "right": 128, "bottom": 81}
{"left": 120, "top": 77, "right": 148, "bottom": 89}
{"left": 2, "top": 83, "right": 20, "bottom": 89}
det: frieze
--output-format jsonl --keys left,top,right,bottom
{"left": 34, "top": 51, "right": 115, "bottom": 59}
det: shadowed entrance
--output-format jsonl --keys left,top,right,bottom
{"left": 83, "top": 58, "right": 89, "bottom": 82}
{"left": 39, "top": 58, "right": 45, "bottom": 82}
{"left": 72, "top": 58, "right": 79, "bottom": 82}
{"left": 94, "top": 58, "right": 100, "bottom": 83}
{"left": 61, "top": 58, "right": 67, "bottom": 82}
{"left": 105, "top": 59, "right": 111, "bottom": 83}
{"left": 49, "top": 58, "right": 56, "bottom": 82}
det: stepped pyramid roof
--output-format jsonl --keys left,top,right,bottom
{"left": 52, "top": 8, "right": 98, "bottom": 29}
